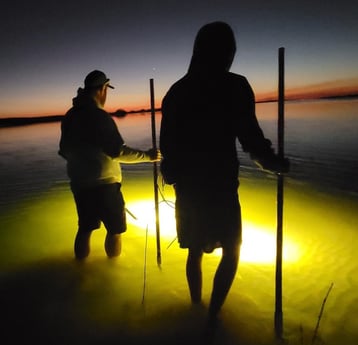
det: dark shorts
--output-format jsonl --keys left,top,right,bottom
{"left": 71, "top": 183, "right": 126, "bottom": 234}
{"left": 175, "top": 182, "right": 242, "bottom": 252}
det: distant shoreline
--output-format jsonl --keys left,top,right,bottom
{"left": 0, "top": 115, "right": 65, "bottom": 128}
{"left": 256, "top": 93, "right": 358, "bottom": 104}
{"left": 1, "top": 95, "right": 357, "bottom": 128}
{"left": 0, "top": 108, "right": 160, "bottom": 128}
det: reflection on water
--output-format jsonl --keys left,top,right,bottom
{"left": 248, "top": 99, "right": 358, "bottom": 195}
{"left": 0, "top": 99, "right": 357, "bottom": 208}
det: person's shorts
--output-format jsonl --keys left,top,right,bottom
{"left": 71, "top": 183, "right": 126, "bottom": 234}
{"left": 175, "top": 181, "right": 242, "bottom": 251}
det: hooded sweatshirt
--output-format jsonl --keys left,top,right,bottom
{"left": 160, "top": 21, "right": 281, "bottom": 186}
{"left": 59, "top": 89, "right": 151, "bottom": 189}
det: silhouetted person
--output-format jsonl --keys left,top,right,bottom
{"left": 159, "top": 22, "right": 289, "bottom": 326}
{"left": 59, "top": 70, "right": 160, "bottom": 260}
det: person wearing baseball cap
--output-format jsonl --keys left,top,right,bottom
{"left": 59, "top": 70, "right": 161, "bottom": 260}
{"left": 84, "top": 70, "right": 115, "bottom": 90}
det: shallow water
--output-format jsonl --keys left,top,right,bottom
{"left": 1, "top": 174, "right": 358, "bottom": 345}
{"left": 1, "top": 100, "right": 358, "bottom": 344}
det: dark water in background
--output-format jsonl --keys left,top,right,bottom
{"left": 253, "top": 99, "right": 358, "bottom": 195}
{"left": 0, "top": 98, "right": 357, "bottom": 209}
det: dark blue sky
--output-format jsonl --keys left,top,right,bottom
{"left": 1, "top": 0, "right": 357, "bottom": 116}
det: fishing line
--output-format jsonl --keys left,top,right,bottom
{"left": 157, "top": 183, "right": 177, "bottom": 249}
{"left": 166, "top": 236, "right": 177, "bottom": 249}
{"left": 125, "top": 207, "right": 138, "bottom": 220}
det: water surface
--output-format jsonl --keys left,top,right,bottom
{"left": 1, "top": 99, "right": 358, "bottom": 345}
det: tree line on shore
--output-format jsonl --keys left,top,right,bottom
{"left": 0, "top": 108, "right": 161, "bottom": 128}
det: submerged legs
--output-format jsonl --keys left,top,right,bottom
{"left": 187, "top": 248, "right": 204, "bottom": 303}
{"left": 187, "top": 241, "right": 240, "bottom": 321}
{"left": 208, "top": 242, "right": 240, "bottom": 321}
{"left": 74, "top": 230, "right": 122, "bottom": 259}
{"left": 105, "top": 233, "right": 122, "bottom": 258}
{"left": 74, "top": 230, "right": 92, "bottom": 260}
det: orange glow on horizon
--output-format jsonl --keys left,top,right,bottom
{"left": 1, "top": 78, "right": 357, "bottom": 118}
{"left": 257, "top": 78, "right": 358, "bottom": 102}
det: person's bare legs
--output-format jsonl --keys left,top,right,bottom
{"left": 208, "top": 241, "right": 240, "bottom": 322}
{"left": 74, "top": 230, "right": 92, "bottom": 260}
{"left": 186, "top": 247, "right": 204, "bottom": 304}
{"left": 105, "top": 233, "right": 122, "bottom": 258}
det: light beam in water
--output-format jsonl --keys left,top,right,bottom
{"left": 126, "top": 199, "right": 300, "bottom": 264}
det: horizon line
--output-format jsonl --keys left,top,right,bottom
{"left": 1, "top": 93, "right": 357, "bottom": 127}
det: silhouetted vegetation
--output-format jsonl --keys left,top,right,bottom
{"left": 0, "top": 108, "right": 163, "bottom": 127}
{"left": 0, "top": 115, "right": 64, "bottom": 127}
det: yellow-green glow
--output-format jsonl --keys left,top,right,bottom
{"left": 240, "top": 222, "right": 300, "bottom": 264}
{"left": 2, "top": 183, "right": 358, "bottom": 345}
{"left": 126, "top": 200, "right": 301, "bottom": 264}
{"left": 126, "top": 199, "right": 177, "bottom": 239}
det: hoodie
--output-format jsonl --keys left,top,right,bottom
{"left": 59, "top": 89, "right": 151, "bottom": 189}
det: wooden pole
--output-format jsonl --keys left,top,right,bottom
{"left": 275, "top": 47, "right": 285, "bottom": 339}
{"left": 150, "top": 78, "right": 162, "bottom": 267}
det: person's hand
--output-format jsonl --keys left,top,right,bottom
{"left": 254, "top": 155, "right": 290, "bottom": 174}
{"left": 146, "top": 148, "right": 162, "bottom": 162}
{"left": 276, "top": 157, "right": 290, "bottom": 174}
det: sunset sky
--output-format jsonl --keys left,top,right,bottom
{"left": 1, "top": 0, "right": 357, "bottom": 117}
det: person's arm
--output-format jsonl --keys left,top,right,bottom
{"left": 58, "top": 113, "right": 74, "bottom": 159}
{"left": 159, "top": 93, "right": 180, "bottom": 184}
{"left": 237, "top": 77, "right": 289, "bottom": 174}
{"left": 96, "top": 111, "right": 160, "bottom": 163}
{"left": 117, "top": 145, "right": 160, "bottom": 163}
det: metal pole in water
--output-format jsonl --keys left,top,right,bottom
{"left": 150, "top": 78, "right": 162, "bottom": 267}
{"left": 275, "top": 46, "right": 285, "bottom": 339}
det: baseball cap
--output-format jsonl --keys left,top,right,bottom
{"left": 84, "top": 70, "right": 115, "bottom": 89}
